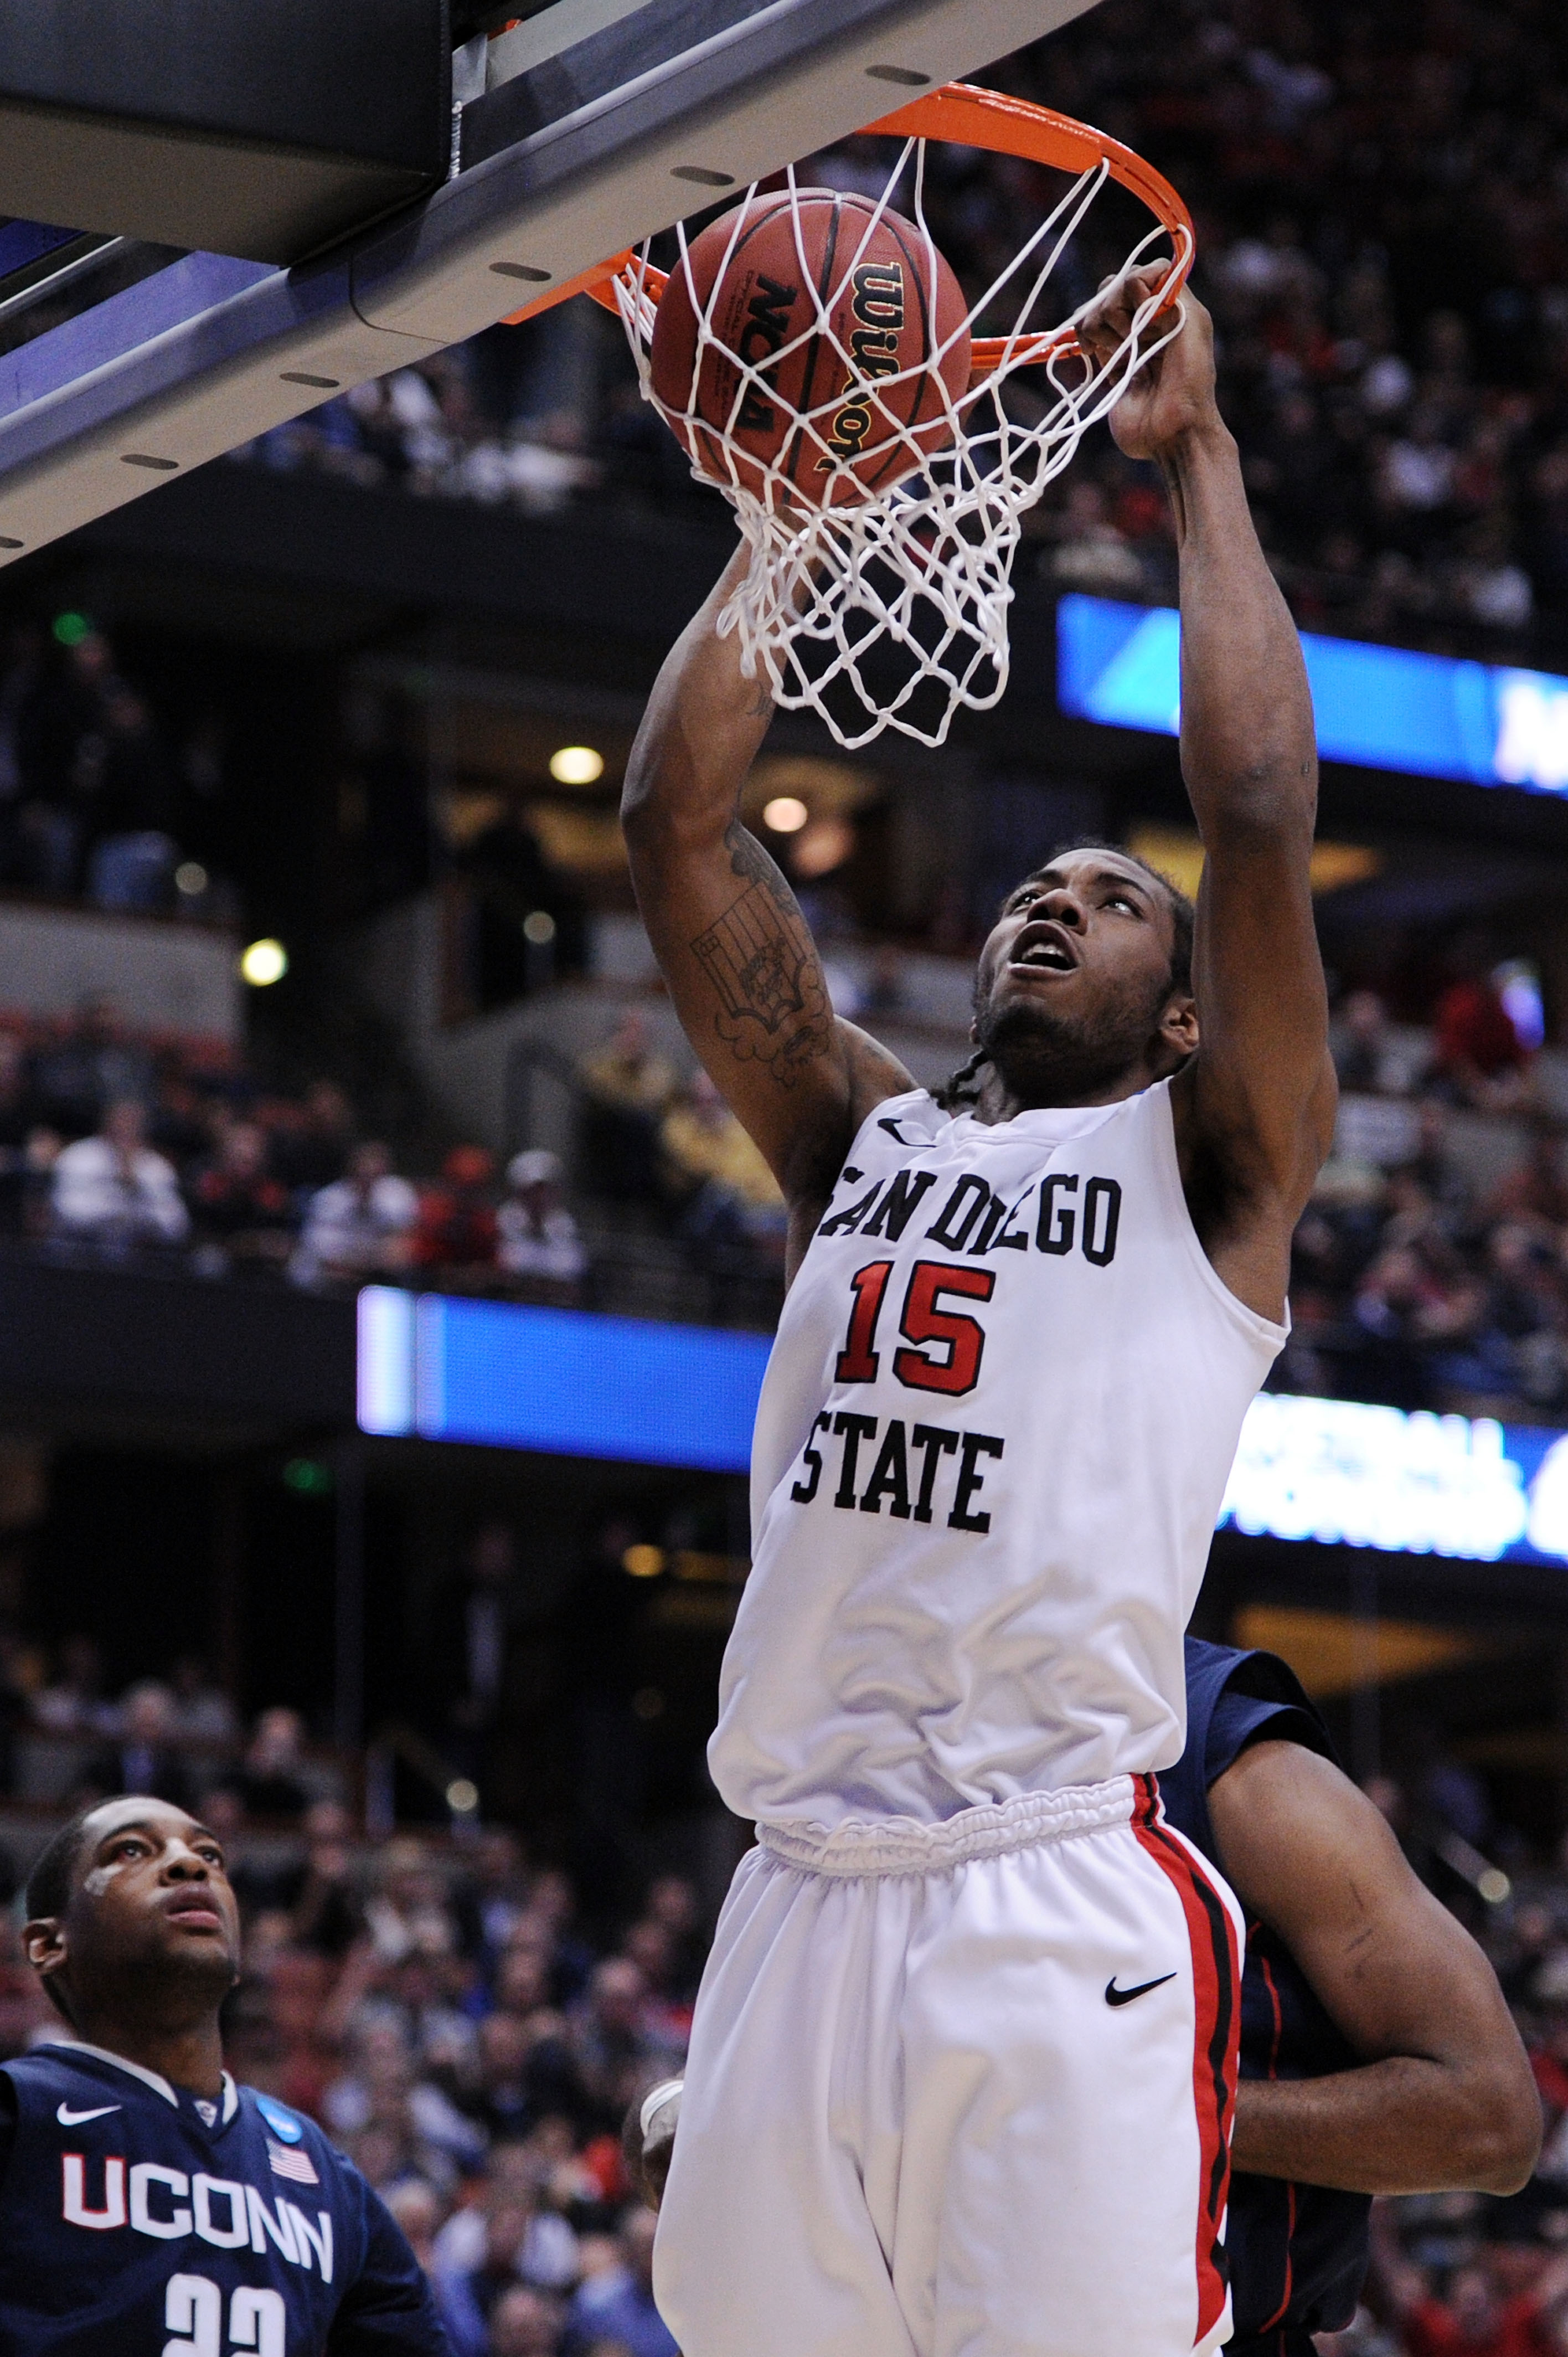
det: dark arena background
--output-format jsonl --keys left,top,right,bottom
{"left": 4, "top": 0, "right": 1568, "bottom": 2346}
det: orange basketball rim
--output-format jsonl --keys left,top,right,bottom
{"left": 504, "top": 83, "right": 1195, "bottom": 370}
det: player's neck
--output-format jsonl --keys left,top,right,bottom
{"left": 70, "top": 2007, "right": 226, "bottom": 2101}
{"left": 971, "top": 1058, "right": 1161, "bottom": 1123}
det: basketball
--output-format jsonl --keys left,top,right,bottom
{"left": 648, "top": 189, "right": 972, "bottom": 506}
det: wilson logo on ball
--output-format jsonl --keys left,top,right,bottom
{"left": 819, "top": 263, "right": 907, "bottom": 467}
{"left": 647, "top": 189, "right": 969, "bottom": 508}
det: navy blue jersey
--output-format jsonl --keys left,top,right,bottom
{"left": 0, "top": 2041, "right": 449, "bottom": 2355}
{"left": 1160, "top": 1638, "right": 1371, "bottom": 2357}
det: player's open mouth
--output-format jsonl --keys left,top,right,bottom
{"left": 162, "top": 1897, "right": 224, "bottom": 1931}
{"left": 1008, "top": 924, "right": 1076, "bottom": 975}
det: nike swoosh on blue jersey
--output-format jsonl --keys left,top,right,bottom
{"left": 56, "top": 2103, "right": 121, "bottom": 2126}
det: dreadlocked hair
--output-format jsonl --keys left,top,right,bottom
{"left": 933, "top": 1046, "right": 989, "bottom": 1112}
{"left": 932, "top": 837, "right": 1197, "bottom": 1112}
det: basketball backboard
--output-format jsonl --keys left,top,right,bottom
{"left": 0, "top": 0, "right": 1101, "bottom": 568}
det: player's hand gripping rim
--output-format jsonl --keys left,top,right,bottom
{"left": 1078, "top": 264, "right": 1223, "bottom": 467}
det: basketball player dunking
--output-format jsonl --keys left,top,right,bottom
{"left": 622, "top": 267, "right": 1335, "bottom": 2357}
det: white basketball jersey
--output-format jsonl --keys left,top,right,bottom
{"left": 710, "top": 1079, "right": 1286, "bottom": 1827}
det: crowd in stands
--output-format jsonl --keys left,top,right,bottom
{"left": 231, "top": 0, "right": 1568, "bottom": 663}
{"left": 1287, "top": 1757, "right": 1568, "bottom": 2357}
{"left": 574, "top": 972, "right": 1568, "bottom": 1420}
{"left": 0, "top": 992, "right": 592, "bottom": 1302}
{"left": 11, "top": 956, "right": 1568, "bottom": 1414}
{"left": 0, "top": 1629, "right": 344, "bottom": 1825}
{"left": 1287, "top": 955, "right": 1568, "bottom": 1414}
{"left": 3, "top": 1679, "right": 1568, "bottom": 2355}
{"left": 0, "top": 1602, "right": 697, "bottom": 2356}
{"left": 0, "top": 617, "right": 228, "bottom": 917}
{"left": 576, "top": 1012, "right": 786, "bottom": 1265}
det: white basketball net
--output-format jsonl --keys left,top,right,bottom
{"left": 612, "top": 139, "right": 1191, "bottom": 750}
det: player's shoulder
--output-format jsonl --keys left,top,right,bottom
{"left": 1185, "top": 1632, "right": 1319, "bottom": 1717}
{"left": 2, "top": 2042, "right": 142, "bottom": 2106}
{"left": 1184, "top": 1634, "right": 1336, "bottom": 1774}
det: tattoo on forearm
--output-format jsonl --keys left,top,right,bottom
{"left": 687, "top": 824, "right": 831, "bottom": 1087}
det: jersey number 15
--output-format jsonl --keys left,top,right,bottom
{"left": 836, "top": 1260, "right": 994, "bottom": 1398}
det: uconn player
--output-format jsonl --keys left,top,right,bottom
{"left": 631, "top": 1640, "right": 1540, "bottom": 2357}
{"left": 625, "top": 266, "right": 1338, "bottom": 2357}
{"left": 1, "top": 1796, "right": 448, "bottom": 2355}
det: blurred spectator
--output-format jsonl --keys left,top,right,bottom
{"left": 49, "top": 1098, "right": 189, "bottom": 1253}
{"left": 169, "top": 1653, "right": 238, "bottom": 1744}
{"left": 579, "top": 1016, "right": 677, "bottom": 1203}
{"left": 489, "top": 2286, "right": 565, "bottom": 2357}
{"left": 84, "top": 687, "right": 179, "bottom": 911}
{"left": 1402, "top": 1102, "right": 1475, "bottom": 1237}
{"left": 365, "top": 1839, "right": 458, "bottom": 1966}
{"left": 566, "top": 1960, "right": 684, "bottom": 2136}
{"left": 660, "top": 1072, "right": 785, "bottom": 1247}
{"left": 34, "top": 996, "right": 152, "bottom": 1138}
{"left": 275, "top": 1799, "right": 367, "bottom": 1959}
{"left": 188, "top": 1120, "right": 295, "bottom": 1273}
{"left": 1485, "top": 1129, "right": 1568, "bottom": 1228}
{"left": 1431, "top": 943, "right": 1533, "bottom": 1108}
{"left": 292, "top": 1140, "right": 417, "bottom": 1285}
{"left": 1334, "top": 992, "right": 1407, "bottom": 1095}
{"left": 1049, "top": 480, "right": 1149, "bottom": 594}
{"left": 413, "top": 1145, "right": 500, "bottom": 1279}
{"left": 82, "top": 1680, "right": 193, "bottom": 1809}
{"left": 465, "top": 2012, "right": 553, "bottom": 2146}
{"left": 233, "top": 1705, "right": 317, "bottom": 1820}
{"left": 565, "top": 2211, "right": 677, "bottom": 2357}
{"left": 618, "top": 1922, "right": 692, "bottom": 2051}
{"left": 1367, "top": 2202, "right": 1568, "bottom": 2357}
{"left": 858, "top": 944, "right": 909, "bottom": 1022}
{"left": 499, "top": 1150, "right": 588, "bottom": 1290}
{"left": 273, "top": 1079, "right": 357, "bottom": 1192}
{"left": 457, "top": 1828, "right": 532, "bottom": 1969}
{"left": 31, "top": 1634, "right": 114, "bottom": 1737}
{"left": 434, "top": 2142, "right": 580, "bottom": 2339}
{"left": 383, "top": 2180, "right": 443, "bottom": 2281}
{"left": 642, "top": 1875, "right": 704, "bottom": 2006}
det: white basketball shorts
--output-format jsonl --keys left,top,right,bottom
{"left": 654, "top": 1773, "right": 1243, "bottom": 2357}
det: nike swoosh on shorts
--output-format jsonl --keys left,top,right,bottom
{"left": 56, "top": 2102, "right": 121, "bottom": 2125}
{"left": 1103, "top": 1972, "right": 1177, "bottom": 2007}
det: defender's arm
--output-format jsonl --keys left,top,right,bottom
{"left": 1081, "top": 275, "right": 1335, "bottom": 1321}
{"left": 622, "top": 544, "right": 910, "bottom": 1238}
{"left": 1211, "top": 1740, "right": 1540, "bottom": 2195}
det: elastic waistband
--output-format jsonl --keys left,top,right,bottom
{"left": 756, "top": 1774, "right": 1144, "bottom": 1878}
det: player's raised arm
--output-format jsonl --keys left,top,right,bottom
{"left": 621, "top": 544, "right": 911, "bottom": 1228}
{"left": 1081, "top": 271, "right": 1337, "bottom": 1321}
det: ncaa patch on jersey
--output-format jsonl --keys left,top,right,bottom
{"left": 268, "top": 2138, "right": 319, "bottom": 2185}
{"left": 257, "top": 2096, "right": 303, "bottom": 2143}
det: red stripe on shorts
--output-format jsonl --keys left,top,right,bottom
{"left": 1132, "top": 1771, "right": 1241, "bottom": 2347}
